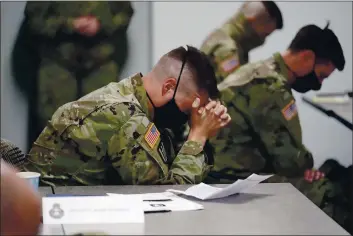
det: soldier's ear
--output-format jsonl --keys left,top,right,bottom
{"left": 161, "top": 78, "right": 177, "bottom": 98}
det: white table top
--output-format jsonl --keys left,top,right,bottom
{"left": 42, "top": 183, "right": 349, "bottom": 235}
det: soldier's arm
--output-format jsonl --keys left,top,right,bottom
{"left": 111, "top": 112, "right": 212, "bottom": 185}
{"left": 24, "top": 2, "right": 76, "bottom": 38}
{"left": 247, "top": 89, "right": 314, "bottom": 177}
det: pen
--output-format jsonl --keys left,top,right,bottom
{"left": 143, "top": 199, "right": 172, "bottom": 202}
{"left": 144, "top": 210, "right": 171, "bottom": 214}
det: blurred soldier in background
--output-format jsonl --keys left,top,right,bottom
{"left": 11, "top": 1, "right": 134, "bottom": 152}
{"left": 200, "top": 1, "right": 283, "bottom": 83}
{"left": 174, "top": 1, "right": 283, "bottom": 149}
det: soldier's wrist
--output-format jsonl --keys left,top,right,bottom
{"left": 187, "top": 129, "right": 207, "bottom": 147}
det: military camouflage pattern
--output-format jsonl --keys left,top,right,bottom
{"left": 200, "top": 12, "right": 265, "bottom": 84}
{"left": 15, "top": 1, "right": 134, "bottom": 150}
{"left": 23, "top": 74, "right": 211, "bottom": 187}
{"left": 173, "top": 11, "right": 266, "bottom": 151}
{"left": 205, "top": 52, "right": 314, "bottom": 183}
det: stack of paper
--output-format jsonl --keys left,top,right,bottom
{"left": 167, "top": 174, "right": 273, "bottom": 200}
{"left": 107, "top": 192, "right": 203, "bottom": 212}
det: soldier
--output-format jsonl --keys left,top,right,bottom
{"left": 207, "top": 23, "right": 349, "bottom": 228}
{"left": 23, "top": 45, "right": 231, "bottom": 187}
{"left": 174, "top": 1, "right": 283, "bottom": 146}
{"left": 12, "top": 1, "right": 134, "bottom": 152}
{"left": 200, "top": 1, "right": 283, "bottom": 83}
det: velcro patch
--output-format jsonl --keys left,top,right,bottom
{"left": 158, "top": 141, "right": 168, "bottom": 164}
{"left": 144, "top": 123, "right": 160, "bottom": 149}
{"left": 220, "top": 56, "right": 239, "bottom": 73}
{"left": 281, "top": 100, "right": 298, "bottom": 121}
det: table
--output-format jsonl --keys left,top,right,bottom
{"left": 302, "top": 96, "right": 352, "bottom": 130}
{"left": 39, "top": 187, "right": 53, "bottom": 197}
{"left": 52, "top": 183, "right": 349, "bottom": 235}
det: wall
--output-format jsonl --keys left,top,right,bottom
{"left": 152, "top": 2, "right": 353, "bottom": 167}
{"left": 0, "top": 1, "right": 152, "bottom": 152}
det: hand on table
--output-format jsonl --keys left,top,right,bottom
{"left": 304, "top": 169, "right": 325, "bottom": 183}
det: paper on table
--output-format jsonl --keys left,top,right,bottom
{"left": 166, "top": 174, "right": 273, "bottom": 200}
{"left": 107, "top": 192, "right": 203, "bottom": 212}
{"left": 42, "top": 195, "right": 144, "bottom": 225}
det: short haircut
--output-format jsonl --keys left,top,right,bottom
{"left": 261, "top": 1, "right": 283, "bottom": 29}
{"left": 288, "top": 23, "right": 345, "bottom": 71}
{"left": 156, "top": 45, "right": 220, "bottom": 99}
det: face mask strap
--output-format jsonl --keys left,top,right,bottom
{"left": 173, "top": 46, "right": 189, "bottom": 97}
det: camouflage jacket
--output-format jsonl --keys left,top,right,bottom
{"left": 206, "top": 53, "right": 314, "bottom": 183}
{"left": 25, "top": 1, "right": 133, "bottom": 39}
{"left": 23, "top": 1, "right": 133, "bottom": 70}
{"left": 24, "top": 74, "right": 210, "bottom": 186}
{"left": 200, "top": 12, "right": 265, "bottom": 84}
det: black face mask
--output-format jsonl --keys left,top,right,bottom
{"left": 147, "top": 47, "right": 189, "bottom": 130}
{"left": 292, "top": 71, "right": 322, "bottom": 93}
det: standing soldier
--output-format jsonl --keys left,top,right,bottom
{"left": 11, "top": 1, "right": 134, "bottom": 151}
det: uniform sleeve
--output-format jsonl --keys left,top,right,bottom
{"left": 109, "top": 113, "right": 212, "bottom": 185}
{"left": 247, "top": 88, "right": 314, "bottom": 177}
{"left": 24, "top": 2, "right": 75, "bottom": 38}
{"left": 200, "top": 30, "right": 241, "bottom": 83}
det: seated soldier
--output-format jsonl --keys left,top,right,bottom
{"left": 23, "top": 45, "right": 231, "bottom": 187}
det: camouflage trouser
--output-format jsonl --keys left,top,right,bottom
{"left": 266, "top": 175, "right": 349, "bottom": 229}
{"left": 35, "top": 58, "right": 120, "bottom": 135}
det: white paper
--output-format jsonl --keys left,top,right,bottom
{"left": 107, "top": 192, "right": 203, "bottom": 212}
{"left": 42, "top": 195, "right": 144, "bottom": 225}
{"left": 167, "top": 174, "right": 273, "bottom": 200}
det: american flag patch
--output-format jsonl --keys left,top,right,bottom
{"left": 220, "top": 56, "right": 239, "bottom": 73}
{"left": 281, "top": 100, "right": 298, "bottom": 121}
{"left": 144, "top": 123, "right": 160, "bottom": 149}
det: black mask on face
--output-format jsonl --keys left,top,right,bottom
{"left": 147, "top": 48, "right": 189, "bottom": 130}
{"left": 290, "top": 59, "right": 322, "bottom": 93}
{"left": 291, "top": 71, "right": 322, "bottom": 93}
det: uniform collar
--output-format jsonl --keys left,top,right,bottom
{"left": 130, "top": 73, "right": 151, "bottom": 120}
{"left": 272, "top": 52, "right": 290, "bottom": 83}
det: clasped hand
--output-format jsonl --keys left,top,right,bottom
{"left": 188, "top": 98, "right": 231, "bottom": 145}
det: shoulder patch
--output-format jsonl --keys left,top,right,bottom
{"left": 144, "top": 123, "right": 160, "bottom": 149}
{"left": 281, "top": 100, "right": 298, "bottom": 121}
{"left": 220, "top": 56, "right": 239, "bottom": 73}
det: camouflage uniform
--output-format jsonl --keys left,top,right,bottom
{"left": 173, "top": 12, "right": 264, "bottom": 147}
{"left": 206, "top": 52, "right": 313, "bottom": 183}
{"left": 23, "top": 74, "right": 211, "bottom": 186}
{"left": 200, "top": 12, "right": 265, "bottom": 84}
{"left": 12, "top": 1, "right": 134, "bottom": 151}
{"left": 206, "top": 53, "right": 349, "bottom": 228}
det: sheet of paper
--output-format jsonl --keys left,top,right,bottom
{"left": 166, "top": 174, "right": 273, "bottom": 200}
{"left": 107, "top": 192, "right": 203, "bottom": 212}
{"left": 42, "top": 195, "right": 144, "bottom": 225}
